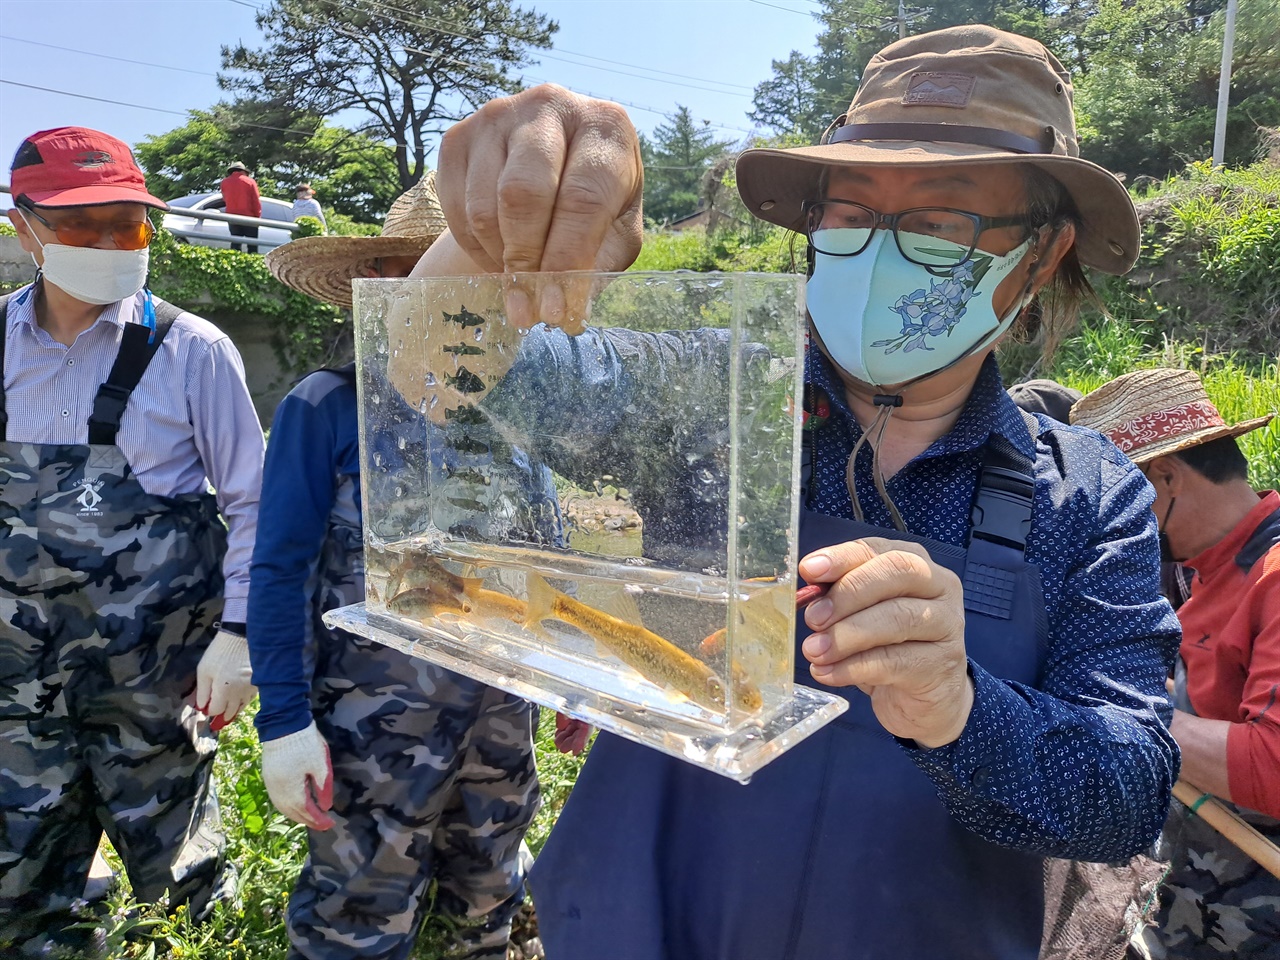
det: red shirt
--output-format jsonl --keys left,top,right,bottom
{"left": 220, "top": 171, "right": 261, "bottom": 217}
{"left": 1179, "top": 489, "right": 1280, "bottom": 817}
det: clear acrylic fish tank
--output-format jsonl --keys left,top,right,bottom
{"left": 324, "top": 271, "right": 847, "bottom": 782}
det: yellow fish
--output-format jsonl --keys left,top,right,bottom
{"left": 525, "top": 574, "right": 755, "bottom": 712}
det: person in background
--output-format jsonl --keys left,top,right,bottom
{"left": 1008, "top": 377, "right": 1081, "bottom": 423}
{"left": 407, "top": 24, "right": 1182, "bottom": 958}
{"left": 291, "top": 183, "right": 326, "bottom": 230}
{"left": 250, "top": 173, "right": 541, "bottom": 960}
{"left": 1073, "top": 369, "right": 1280, "bottom": 960}
{"left": 0, "top": 127, "right": 262, "bottom": 955}
{"left": 221, "top": 160, "right": 262, "bottom": 253}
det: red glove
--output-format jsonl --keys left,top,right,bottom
{"left": 554, "top": 713, "right": 593, "bottom": 755}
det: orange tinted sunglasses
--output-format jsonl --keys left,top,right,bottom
{"left": 20, "top": 205, "right": 155, "bottom": 251}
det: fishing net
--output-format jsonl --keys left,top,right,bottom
{"left": 1039, "top": 854, "right": 1168, "bottom": 960}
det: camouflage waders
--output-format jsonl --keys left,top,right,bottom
{"left": 0, "top": 307, "right": 229, "bottom": 954}
{"left": 1132, "top": 798, "right": 1280, "bottom": 958}
{"left": 288, "top": 517, "right": 540, "bottom": 960}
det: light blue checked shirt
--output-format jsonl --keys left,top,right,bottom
{"left": 3, "top": 284, "right": 264, "bottom": 620}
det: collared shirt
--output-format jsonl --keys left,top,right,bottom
{"left": 1180, "top": 489, "right": 1280, "bottom": 817}
{"left": 3, "top": 284, "right": 264, "bottom": 620}
{"left": 489, "top": 327, "right": 1180, "bottom": 862}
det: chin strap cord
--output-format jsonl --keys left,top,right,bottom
{"left": 846, "top": 393, "right": 906, "bottom": 532}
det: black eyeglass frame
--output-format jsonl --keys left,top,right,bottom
{"left": 17, "top": 201, "right": 157, "bottom": 250}
{"left": 802, "top": 199, "right": 1041, "bottom": 274}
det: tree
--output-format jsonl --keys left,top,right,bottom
{"left": 747, "top": 0, "right": 1279, "bottom": 177}
{"left": 135, "top": 107, "right": 402, "bottom": 223}
{"left": 220, "top": 0, "right": 557, "bottom": 190}
{"left": 750, "top": 51, "right": 825, "bottom": 139}
{"left": 1074, "top": 0, "right": 1280, "bottom": 176}
{"left": 641, "top": 106, "right": 736, "bottom": 224}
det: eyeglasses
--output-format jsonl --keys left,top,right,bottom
{"left": 19, "top": 204, "right": 156, "bottom": 251}
{"left": 802, "top": 199, "right": 1038, "bottom": 273}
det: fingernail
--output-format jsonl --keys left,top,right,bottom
{"left": 801, "top": 554, "right": 832, "bottom": 578}
{"left": 505, "top": 287, "right": 533, "bottom": 329}
{"left": 803, "top": 632, "right": 830, "bottom": 660}
{"left": 539, "top": 282, "right": 566, "bottom": 327}
{"left": 810, "top": 664, "right": 833, "bottom": 682}
{"left": 806, "top": 598, "right": 833, "bottom": 627}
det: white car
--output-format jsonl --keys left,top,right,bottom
{"left": 161, "top": 192, "right": 297, "bottom": 251}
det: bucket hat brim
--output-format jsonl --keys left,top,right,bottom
{"left": 736, "top": 139, "right": 1140, "bottom": 275}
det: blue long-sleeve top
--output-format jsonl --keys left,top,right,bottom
{"left": 483, "top": 325, "right": 1181, "bottom": 862}
{"left": 246, "top": 362, "right": 565, "bottom": 742}
{"left": 247, "top": 369, "right": 361, "bottom": 741}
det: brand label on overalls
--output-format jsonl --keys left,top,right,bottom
{"left": 76, "top": 478, "right": 105, "bottom": 516}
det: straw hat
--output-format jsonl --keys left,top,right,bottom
{"left": 1070, "top": 368, "right": 1274, "bottom": 465}
{"left": 735, "top": 25, "right": 1139, "bottom": 275}
{"left": 265, "top": 171, "right": 447, "bottom": 308}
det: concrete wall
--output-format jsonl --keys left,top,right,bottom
{"left": 1, "top": 238, "right": 295, "bottom": 428}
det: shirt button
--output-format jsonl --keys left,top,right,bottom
{"left": 972, "top": 765, "right": 992, "bottom": 788}
{"left": 67, "top": 359, "right": 75, "bottom": 366}
{"left": 61, "top": 409, "right": 70, "bottom": 417}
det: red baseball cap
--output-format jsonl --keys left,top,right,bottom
{"left": 10, "top": 127, "right": 168, "bottom": 210}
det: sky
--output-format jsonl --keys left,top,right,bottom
{"left": 0, "top": 0, "right": 829, "bottom": 195}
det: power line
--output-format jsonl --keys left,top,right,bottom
{"left": 0, "top": 35, "right": 216, "bottom": 76}
{"left": 0, "top": 79, "right": 366, "bottom": 142}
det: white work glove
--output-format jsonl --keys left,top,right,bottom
{"left": 195, "top": 627, "right": 257, "bottom": 732}
{"left": 261, "top": 722, "right": 336, "bottom": 831}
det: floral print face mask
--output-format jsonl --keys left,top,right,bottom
{"left": 805, "top": 228, "right": 1033, "bottom": 388}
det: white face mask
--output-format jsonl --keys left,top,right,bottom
{"left": 20, "top": 210, "right": 150, "bottom": 306}
{"left": 805, "top": 229, "right": 1033, "bottom": 387}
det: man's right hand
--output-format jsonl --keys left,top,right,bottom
{"left": 260, "top": 722, "right": 336, "bottom": 831}
{"left": 436, "top": 83, "right": 644, "bottom": 330}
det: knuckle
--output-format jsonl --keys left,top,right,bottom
{"left": 496, "top": 171, "right": 557, "bottom": 217}
{"left": 883, "top": 549, "right": 930, "bottom": 580}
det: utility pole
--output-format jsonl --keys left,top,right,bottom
{"left": 899, "top": 0, "right": 907, "bottom": 38}
{"left": 1212, "top": 0, "right": 1239, "bottom": 167}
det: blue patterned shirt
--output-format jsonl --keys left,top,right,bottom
{"left": 806, "top": 346, "right": 1180, "bottom": 860}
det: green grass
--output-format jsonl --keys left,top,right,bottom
{"left": 1039, "top": 315, "right": 1280, "bottom": 491}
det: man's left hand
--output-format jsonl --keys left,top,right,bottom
{"left": 196, "top": 629, "right": 257, "bottom": 731}
{"left": 799, "top": 538, "right": 972, "bottom": 749}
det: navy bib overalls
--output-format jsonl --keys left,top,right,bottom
{"left": 532, "top": 425, "right": 1051, "bottom": 960}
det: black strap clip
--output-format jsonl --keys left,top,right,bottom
{"left": 969, "top": 464, "right": 1034, "bottom": 551}
{"left": 87, "top": 382, "right": 134, "bottom": 442}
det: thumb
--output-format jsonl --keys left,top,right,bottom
{"left": 303, "top": 744, "right": 335, "bottom": 831}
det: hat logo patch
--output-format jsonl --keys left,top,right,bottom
{"left": 903, "top": 73, "right": 976, "bottom": 108}
{"left": 73, "top": 150, "right": 114, "bottom": 168}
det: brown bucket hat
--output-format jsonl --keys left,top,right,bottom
{"left": 1070, "top": 368, "right": 1275, "bottom": 465}
{"left": 736, "top": 25, "right": 1139, "bottom": 275}
{"left": 265, "top": 171, "right": 447, "bottom": 308}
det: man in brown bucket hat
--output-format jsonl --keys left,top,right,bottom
{"left": 1074, "top": 369, "right": 1280, "bottom": 959}
{"left": 405, "top": 24, "right": 1183, "bottom": 957}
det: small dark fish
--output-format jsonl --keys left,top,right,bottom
{"left": 447, "top": 466, "right": 491, "bottom": 486}
{"left": 445, "top": 405, "right": 487, "bottom": 425}
{"left": 444, "top": 367, "right": 486, "bottom": 394}
{"left": 450, "top": 434, "right": 490, "bottom": 455}
{"left": 442, "top": 306, "right": 486, "bottom": 328}
{"left": 446, "top": 496, "right": 489, "bottom": 513}
{"left": 442, "top": 343, "right": 486, "bottom": 356}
